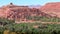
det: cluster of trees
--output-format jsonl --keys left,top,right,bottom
{"left": 0, "top": 17, "right": 60, "bottom": 34}
{"left": 1, "top": 23, "right": 60, "bottom": 34}
{"left": 0, "top": 18, "right": 15, "bottom": 34}
{"left": 26, "top": 16, "right": 60, "bottom": 22}
{"left": 0, "top": 18, "right": 15, "bottom": 26}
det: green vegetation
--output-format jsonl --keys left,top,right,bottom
{"left": 26, "top": 16, "right": 60, "bottom": 22}
{"left": 2, "top": 23, "right": 60, "bottom": 34}
{"left": 0, "top": 18, "right": 60, "bottom": 34}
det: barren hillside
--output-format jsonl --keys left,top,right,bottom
{"left": 40, "top": 2, "right": 60, "bottom": 18}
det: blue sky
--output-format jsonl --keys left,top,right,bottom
{"left": 0, "top": 0, "right": 60, "bottom": 6}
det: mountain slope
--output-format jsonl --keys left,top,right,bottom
{"left": 40, "top": 2, "right": 60, "bottom": 18}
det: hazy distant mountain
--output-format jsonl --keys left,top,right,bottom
{"left": 28, "top": 5, "right": 41, "bottom": 8}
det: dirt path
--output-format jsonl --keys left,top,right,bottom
{"left": 15, "top": 21, "right": 60, "bottom": 24}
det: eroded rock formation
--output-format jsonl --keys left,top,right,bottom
{"left": 0, "top": 3, "right": 57, "bottom": 22}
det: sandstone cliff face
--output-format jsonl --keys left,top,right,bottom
{"left": 40, "top": 2, "right": 60, "bottom": 18}
{"left": 0, "top": 3, "right": 50, "bottom": 22}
